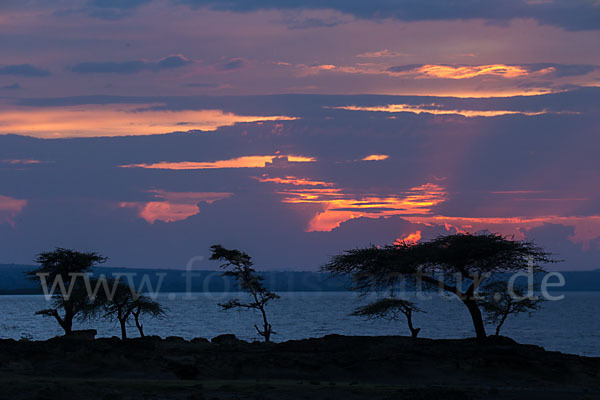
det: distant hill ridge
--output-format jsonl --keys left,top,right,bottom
{"left": 0, "top": 264, "right": 349, "bottom": 294}
{"left": 0, "top": 264, "right": 598, "bottom": 294}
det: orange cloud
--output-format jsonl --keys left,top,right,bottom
{"left": 287, "top": 155, "right": 317, "bottom": 162}
{"left": 333, "top": 104, "right": 552, "bottom": 118}
{"left": 0, "top": 103, "right": 297, "bottom": 139}
{"left": 119, "top": 190, "right": 231, "bottom": 223}
{"left": 316, "top": 64, "right": 336, "bottom": 70}
{"left": 394, "top": 230, "right": 422, "bottom": 245}
{"left": 0, "top": 195, "right": 27, "bottom": 226}
{"left": 255, "top": 175, "right": 334, "bottom": 187}
{"left": 362, "top": 154, "right": 389, "bottom": 161}
{"left": 414, "top": 64, "right": 529, "bottom": 79}
{"left": 298, "top": 62, "right": 533, "bottom": 80}
{"left": 273, "top": 182, "right": 447, "bottom": 231}
{"left": 121, "top": 154, "right": 316, "bottom": 170}
{"left": 290, "top": 60, "right": 583, "bottom": 97}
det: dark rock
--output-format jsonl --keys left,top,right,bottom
{"left": 63, "top": 329, "right": 97, "bottom": 340}
{"left": 211, "top": 334, "right": 242, "bottom": 344}
{"left": 165, "top": 336, "right": 187, "bottom": 342}
{"left": 191, "top": 337, "right": 210, "bottom": 344}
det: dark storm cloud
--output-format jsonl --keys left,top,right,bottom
{"left": 70, "top": 0, "right": 600, "bottom": 31}
{"left": 0, "top": 64, "right": 50, "bottom": 77}
{"left": 69, "top": 55, "right": 192, "bottom": 74}
{"left": 174, "top": 0, "right": 600, "bottom": 31}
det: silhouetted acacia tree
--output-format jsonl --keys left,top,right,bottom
{"left": 322, "top": 233, "right": 554, "bottom": 340}
{"left": 210, "top": 245, "right": 280, "bottom": 342}
{"left": 27, "top": 248, "right": 107, "bottom": 335}
{"left": 479, "top": 280, "right": 544, "bottom": 336}
{"left": 91, "top": 279, "right": 139, "bottom": 339}
{"left": 132, "top": 296, "right": 166, "bottom": 338}
{"left": 84, "top": 278, "right": 166, "bottom": 339}
{"left": 351, "top": 297, "right": 424, "bottom": 338}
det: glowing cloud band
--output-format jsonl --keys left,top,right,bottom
{"left": 0, "top": 103, "right": 297, "bottom": 139}
{"left": 121, "top": 155, "right": 316, "bottom": 170}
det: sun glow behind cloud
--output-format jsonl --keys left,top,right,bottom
{"left": 257, "top": 174, "right": 600, "bottom": 247}
{"left": 121, "top": 155, "right": 316, "bottom": 170}
{"left": 298, "top": 62, "right": 550, "bottom": 80}
{"left": 0, "top": 103, "right": 297, "bottom": 138}
{"left": 289, "top": 60, "right": 595, "bottom": 97}
{"left": 119, "top": 190, "right": 232, "bottom": 223}
{"left": 414, "top": 64, "right": 531, "bottom": 79}
{"left": 394, "top": 230, "right": 422, "bottom": 245}
{"left": 259, "top": 176, "right": 447, "bottom": 231}
{"left": 333, "top": 104, "right": 552, "bottom": 118}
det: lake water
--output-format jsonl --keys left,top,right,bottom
{"left": 1, "top": 291, "right": 599, "bottom": 357}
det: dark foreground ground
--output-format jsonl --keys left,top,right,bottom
{"left": 0, "top": 334, "right": 599, "bottom": 400}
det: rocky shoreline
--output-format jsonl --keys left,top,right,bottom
{"left": 1, "top": 334, "right": 599, "bottom": 399}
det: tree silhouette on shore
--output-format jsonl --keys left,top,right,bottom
{"left": 351, "top": 297, "right": 423, "bottom": 338}
{"left": 322, "top": 233, "right": 554, "bottom": 339}
{"left": 479, "top": 280, "right": 544, "bottom": 336}
{"left": 85, "top": 278, "right": 166, "bottom": 340}
{"left": 210, "top": 245, "right": 280, "bottom": 342}
{"left": 27, "top": 248, "right": 107, "bottom": 335}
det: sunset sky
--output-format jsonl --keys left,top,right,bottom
{"left": 1, "top": 0, "right": 599, "bottom": 269}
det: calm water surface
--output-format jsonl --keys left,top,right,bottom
{"left": 1, "top": 292, "right": 598, "bottom": 356}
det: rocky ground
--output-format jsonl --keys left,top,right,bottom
{"left": 0, "top": 334, "right": 598, "bottom": 399}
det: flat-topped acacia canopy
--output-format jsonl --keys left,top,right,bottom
{"left": 322, "top": 233, "right": 555, "bottom": 339}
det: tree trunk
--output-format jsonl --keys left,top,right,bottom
{"left": 259, "top": 307, "right": 271, "bottom": 343}
{"left": 53, "top": 310, "right": 72, "bottom": 335}
{"left": 421, "top": 276, "right": 487, "bottom": 340}
{"left": 495, "top": 313, "right": 508, "bottom": 336}
{"left": 406, "top": 311, "right": 420, "bottom": 338}
{"left": 63, "top": 319, "right": 73, "bottom": 335}
{"left": 134, "top": 313, "right": 144, "bottom": 337}
{"left": 463, "top": 299, "right": 487, "bottom": 340}
{"left": 119, "top": 319, "right": 127, "bottom": 340}
{"left": 60, "top": 310, "right": 74, "bottom": 335}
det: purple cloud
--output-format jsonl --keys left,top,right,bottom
{"left": 70, "top": 55, "right": 192, "bottom": 74}
{"left": 0, "top": 64, "right": 50, "bottom": 77}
